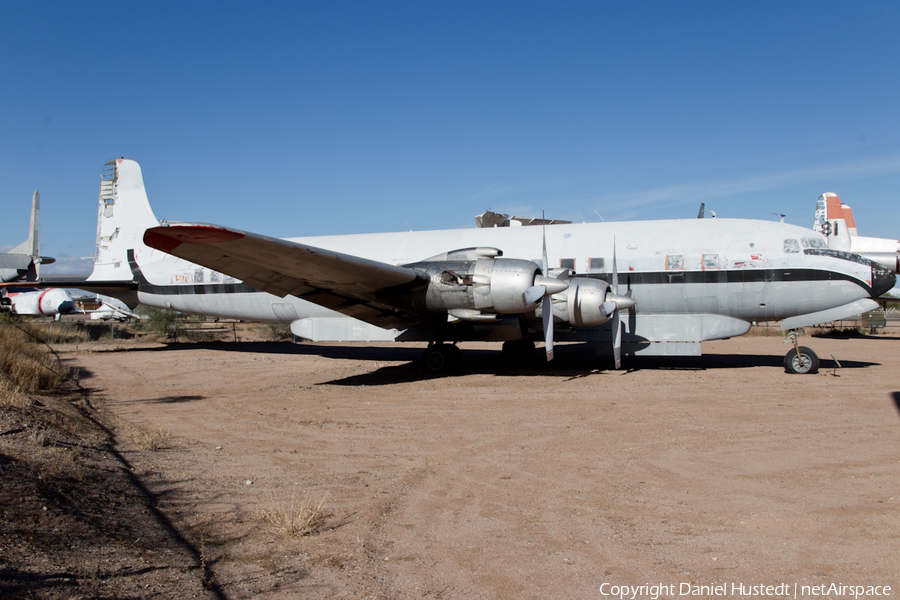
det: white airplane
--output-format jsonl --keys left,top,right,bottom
{"left": 85, "top": 294, "right": 142, "bottom": 321}
{"left": 1, "top": 288, "right": 76, "bottom": 318}
{"left": 81, "top": 158, "right": 894, "bottom": 374}
{"left": 0, "top": 191, "right": 56, "bottom": 282}
{"left": 813, "top": 192, "right": 900, "bottom": 299}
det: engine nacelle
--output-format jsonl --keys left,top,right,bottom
{"left": 406, "top": 257, "right": 541, "bottom": 316}
{"left": 552, "top": 277, "right": 611, "bottom": 326}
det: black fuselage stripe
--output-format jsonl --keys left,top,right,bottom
{"left": 128, "top": 250, "right": 873, "bottom": 298}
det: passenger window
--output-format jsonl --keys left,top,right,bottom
{"left": 783, "top": 239, "right": 801, "bottom": 253}
{"left": 588, "top": 257, "right": 605, "bottom": 272}
{"left": 666, "top": 255, "right": 684, "bottom": 270}
{"left": 702, "top": 254, "right": 720, "bottom": 269}
{"left": 560, "top": 258, "right": 575, "bottom": 271}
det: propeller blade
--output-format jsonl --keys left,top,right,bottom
{"left": 541, "top": 215, "right": 549, "bottom": 278}
{"left": 542, "top": 295, "right": 554, "bottom": 361}
{"left": 611, "top": 238, "right": 618, "bottom": 296}
{"left": 522, "top": 284, "right": 546, "bottom": 307}
{"left": 612, "top": 308, "right": 622, "bottom": 369}
{"left": 541, "top": 213, "right": 555, "bottom": 361}
{"left": 601, "top": 300, "right": 617, "bottom": 317}
{"left": 611, "top": 237, "right": 623, "bottom": 369}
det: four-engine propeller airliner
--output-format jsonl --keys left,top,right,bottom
{"left": 80, "top": 159, "right": 896, "bottom": 373}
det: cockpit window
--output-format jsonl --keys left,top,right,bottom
{"left": 801, "top": 237, "right": 827, "bottom": 249}
{"left": 783, "top": 239, "right": 801, "bottom": 253}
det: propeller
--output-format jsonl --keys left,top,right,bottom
{"left": 600, "top": 240, "right": 635, "bottom": 369}
{"left": 521, "top": 215, "right": 569, "bottom": 361}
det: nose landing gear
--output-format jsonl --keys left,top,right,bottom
{"left": 783, "top": 330, "right": 819, "bottom": 374}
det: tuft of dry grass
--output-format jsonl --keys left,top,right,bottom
{"left": 128, "top": 427, "right": 172, "bottom": 451}
{"left": 1, "top": 385, "right": 35, "bottom": 409}
{"left": 259, "top": 493, "right": 329, "bottom": 537}
{"left": 0, "top": 325, "right": 70, "bottom": 394}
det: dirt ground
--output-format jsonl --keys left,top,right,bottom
{"left": 41, "top": 336, "right": 900, "bottom": 598}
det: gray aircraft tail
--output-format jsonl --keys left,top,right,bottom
{"left": 2, "top": 191, "right": 55, "bottom": 281}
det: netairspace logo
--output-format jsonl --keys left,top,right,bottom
{"left": 599, "top": 583, "right": 893, "bottom": 600}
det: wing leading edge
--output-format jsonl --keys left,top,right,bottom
{"left": 143, "top": 223, "right": 428, "bottom": 329}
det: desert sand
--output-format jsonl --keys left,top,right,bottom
{"left": 53, "top": 335, "right": 900, "bottom": 599}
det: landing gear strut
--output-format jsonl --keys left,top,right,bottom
{"left": 783, "top": 330, "right": 819, "bottom": 374}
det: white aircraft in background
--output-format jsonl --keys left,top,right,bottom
{"left": 70, "top": 158, "right": 896, "bottom": 374}
{"left": 0, "top": 191, "right": 55, "bottom": 282}
{"left": 1, "top": 288, "right": 76, "bottom": 318}
{"left": 0, "top": 288, "right": 140, "bottom": 321}
{"left": 813, "top": 192, "right": 900, "bottom": 300}
{"left": 84, "top": 293, "right": 142, "bottom": 321}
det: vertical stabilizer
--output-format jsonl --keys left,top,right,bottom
{"left": 839, "top": 202, "right": 858, "bottom": 236}
{"left": 816, "top": 192, "right": 852, "bottom": 251}
{"left": 6, "top": 191, "right": 44, "bottom": 281}
{"left": 27, "top": 191, "right": 40, "bottom": 280}
{"left": 88, "top": 159, "right": 160, "bottom": 282}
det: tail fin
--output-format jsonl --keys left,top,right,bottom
{"left": 815, "top": 192, "right": 852, "bottom": 251}
{"left": 838, "top": 202, "right": 858, "bottom": 237}
{"left": 88, "top": 159, "right": 160, "bottom": 282}
{"left": 7, "top": 191, "right": 54, "bottom": 281}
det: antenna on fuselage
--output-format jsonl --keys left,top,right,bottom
{"left": 697, "top": 203, "right": 716, "bottom": 218}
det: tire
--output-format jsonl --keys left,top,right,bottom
{"left": 784, "top": 346, "right": 819, "bottom": 374}
{"left": 423, "top": 347, "right": 447, "bottom": 372}
{"left": 423, "top": 344, "right": 461, "bottom": 373}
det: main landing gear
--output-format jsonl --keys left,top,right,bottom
{"left": 783, "top": 330, "right": 819, "bottom": 374}
{"left": 422, "top": 342, "right": 462, "bottom": 373}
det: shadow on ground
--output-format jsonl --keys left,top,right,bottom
{"left": 74, "top": 340, "right": 881, "bottom": 387}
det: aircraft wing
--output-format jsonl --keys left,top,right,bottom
{"left": 144, "top": 223, "right": 428, "bottom": 328}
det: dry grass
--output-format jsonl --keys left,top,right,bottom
{"left": 0, "top": 324, "right": 70, "bottom": 394}
{"left": 1, "top": 386, "right": 35, "bottom": 409}
{"left": 259, "top": 493, "right": 329, "bottom": 537}
{"left": 11, "top": 320, "right": 94, "bottom": 344}
{"left": 128, "top": 426, "right": 172, "bottom": 451}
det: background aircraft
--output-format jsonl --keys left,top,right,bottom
{"left": 814, "top": 192, "right": 900, "bottom": 273}
{"left": 813, "top": 192, "right": 900, "bottom": 300}
{"left": 77, "top": 158, "right": 893, "bottom": 374}
{"left": 1, "top": 288, "right": 76, "bottom": 318}
{"left": 0, "top": 191, "right": 55, "bottom": 282}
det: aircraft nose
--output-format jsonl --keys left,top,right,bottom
{"left": 57, "top": 300, "right": 76, "bottom": 314}
{"left": 872, "top": 263, "right": 896, "bottom": 298}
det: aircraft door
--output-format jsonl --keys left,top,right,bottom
{"left": 725, "top": 240, "right": 772, "bottom": 319}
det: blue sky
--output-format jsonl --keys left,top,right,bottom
{"left": 2, "top": 1, "right": 899, "bottom": 273}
